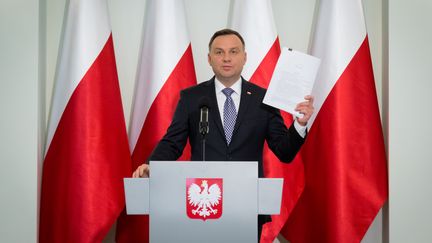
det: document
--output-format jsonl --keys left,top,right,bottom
{"left": 263, "top": 48, "right": 320, "bottom": 118}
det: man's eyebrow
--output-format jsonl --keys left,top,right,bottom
{"left": 211, "top": 46, "right": 242, "bottom": 51}
{"left": 213, "top": 46, "right": 241, "bottom": 49}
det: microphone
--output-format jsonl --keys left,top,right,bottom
{"left": 199, "top": 97, "right": 210, "bottom": 136}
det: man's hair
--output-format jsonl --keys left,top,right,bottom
{"left": 208, "top": 28, "right": 245, "bottom": 50}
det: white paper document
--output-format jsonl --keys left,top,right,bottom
{"left": 263, "top": 48, "right": 320, "bottom": 118}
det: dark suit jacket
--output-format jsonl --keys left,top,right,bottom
{"left": 150, "top": 77, "right": 305, "bottom": 177}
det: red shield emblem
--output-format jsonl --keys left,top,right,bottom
{"left": 186, "top": 178, "right": 223, "bottom": 220}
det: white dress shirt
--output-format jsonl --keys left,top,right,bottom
{"left": 214, "top": 78, "right": 306, "bottom": 138}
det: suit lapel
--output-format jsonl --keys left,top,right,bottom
{"left": 232, "top": 79, "right": 253, "bottom": 140}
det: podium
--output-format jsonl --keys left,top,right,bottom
{"left": 124, "top": 161, "right": 283, "bottom": 243}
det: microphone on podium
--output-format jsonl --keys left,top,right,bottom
{"left": 198, "top": 97, "right": 210, "bottom": 161}
{"left": 199, "top": 97, "right": 210, "bottom": 136}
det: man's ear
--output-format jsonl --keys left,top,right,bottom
{"left": 207, "top": 53, "right": 211, "bottom": 65}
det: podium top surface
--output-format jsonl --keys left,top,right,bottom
{"left": 149, "top": 161, "right": 258, "bottom": 178}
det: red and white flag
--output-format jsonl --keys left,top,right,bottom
{"left": 230, "top": 0, "right": 305, "bottom": 242}
{"left": 282, "top": 0, "right": 388, "bottom": 242}
{"left": 39, "top": 0, "right": 131, "bottom": 242}
{"left": 115, "top": 0, "right": 197, "bottom": 242}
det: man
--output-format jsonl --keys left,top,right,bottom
{"left": 133, "top": 28, "right": 314, "bottom": 239}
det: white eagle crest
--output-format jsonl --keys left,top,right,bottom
{"left": 187, "top": 180, "right": 221, "bottom": 218}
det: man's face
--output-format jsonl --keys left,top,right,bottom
{"left": 208, "top": 34, "right": 247, "bottom": 86}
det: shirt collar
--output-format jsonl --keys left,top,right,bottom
{"left": 215, "top": 77, "right": 242, "bottom": 95}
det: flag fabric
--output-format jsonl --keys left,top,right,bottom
{"left": 115, "top": 0, "right": 197, "bottom": 242}
{"left": 39, "top": 0, "right": 132, "bottom": 242}
{"left": 282, "top": 0, "right": 388, "bottom": 242}
{"left": 230, "top": 1, "right": 305, "bottom": 242}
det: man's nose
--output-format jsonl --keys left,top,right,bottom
{"left": 222, "top": 53, "right": 231, "bottom": 62}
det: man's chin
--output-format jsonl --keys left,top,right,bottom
{"left": 220, "top": 72, "right": 238, "bottom": 79}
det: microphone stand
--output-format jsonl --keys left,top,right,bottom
{"left": 199, "top": 120, "right": 208, "bottom": 161}
{"left": 201, "top": 135, "right": 206, "bottom": 162}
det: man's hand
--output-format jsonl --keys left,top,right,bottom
{"left": 132, "top": 164, "right": 150, "bottom": 178}
{"left": 295, "top": 95, "right": 314, "bottom": 126}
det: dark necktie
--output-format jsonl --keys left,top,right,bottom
{"left": 222, "top": 88, "right": 237, "bottom": 144}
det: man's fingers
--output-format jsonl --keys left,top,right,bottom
{"left": 140, "top": 164, "right": 146, "bottom": 177}
{"left": 141, "top": 164, "right": 149, "bottom": 177}
{"left": 132, "top": 164, "right": 149, "bottom": 178}
{"left": 305, "top": 95, "right": 314, "bottom": 102}
{"left": 296, "top": 95, "right": 314, "bottom": 112}
{"left": 294, "top": 95, "right": 315, "bottom": 126}
{"left": 142, "top": 166, "right": 149, "bottom": 177}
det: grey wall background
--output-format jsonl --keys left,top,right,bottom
{"left": 388, "top": 0, "right": 432, "bottom": 242}
{"left": 0, "top": 0, "right": 42, "bottom": 242}
{"left": 1, "top": 0, "right": 431, "bottom": 242}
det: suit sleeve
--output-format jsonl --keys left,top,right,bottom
{"left": 149, "top": 91, "right": 189, "bottom": 161}
{"left": 266, "top": 107, "right": 305, "bottom": 163}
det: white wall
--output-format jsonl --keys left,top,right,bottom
{"left": 388, "top": 0, "right": 432, "bottom": 242}
{"left": 0, "top": 0, "right": 43, "bottom": 242}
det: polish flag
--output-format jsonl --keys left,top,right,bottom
{"left": 115, "top": 0, "right": 197, "bottom": 242}
{"left": 230, "top": 0, "right": 305, "bottom": 242}
{"left": 39, "top": 0, "right": 132, "bottom": 242}
{"left": 282, "top": 0, "right": 388, "bottom": 242}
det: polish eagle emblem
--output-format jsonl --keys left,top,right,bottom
{"left": 186, "top": 178, "right": 223, "bottom": 220}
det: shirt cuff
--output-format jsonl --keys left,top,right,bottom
{"left": 293, "top": 120, "right": 307, "bottom": 138}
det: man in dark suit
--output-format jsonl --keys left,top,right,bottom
{"left": 133, "top": 28, "right": 314, "bottom": 240}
